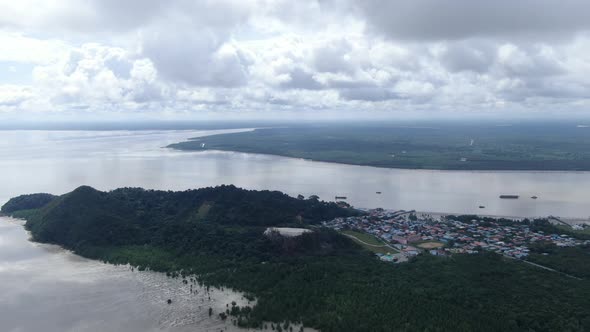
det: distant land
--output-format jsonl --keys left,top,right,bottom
{"left": 3, "top": 186, "right": 590, "bottom": 331}
{"left": 169, "top": 122, "right": 590, "bottom": 171}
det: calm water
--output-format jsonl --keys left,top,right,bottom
{"left": 1, "top": 129, "right": 588, "bottom": 218}
{"left": 1, "top": 129, "right": 589, "bottom": 331}
{"left": 0, "top": 217, "right": 257, "bottom": 332}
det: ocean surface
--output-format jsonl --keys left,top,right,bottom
{"left": 0, "top": 129, "right": 589, "bottom": 331}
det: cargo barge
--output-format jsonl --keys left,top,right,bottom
{"left": 499, "top": 195, "right": 519, "bottom": 199}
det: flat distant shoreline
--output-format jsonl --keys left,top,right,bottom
{"left": 412, "top": 210, "right": 590, "bottom": 226}
{"left": 168, "top": 125, "right": 590, "bottom": 172}
{"left": 170, "top": 146, "right": 590, "bottom": 173}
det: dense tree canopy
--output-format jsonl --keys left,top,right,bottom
{"left": 1, "top": 193, "right": 56, "bottom": 214}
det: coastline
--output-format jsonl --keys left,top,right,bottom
{"left": 412, "top": 210, "right": 590, "bottom": 226}
{"left": 168, "top": 145, "right": 590, "bottom": 173}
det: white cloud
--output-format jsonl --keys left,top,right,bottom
{"left": 0, "top": 85, "right": 33, "bottom": 107}
{"left": 30, "top": 43, "right": 167, "bottom": 111}
{"left": 0, "top": 32, "right": 69, "bottom": 64}
{"left": 0, "top": 0, "right": 589, "bottom": 119}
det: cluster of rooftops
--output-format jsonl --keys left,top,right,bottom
{"left": 322, "top": 209, "right": 588, "bottom": 261}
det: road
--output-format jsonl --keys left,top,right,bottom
{"left": 504, "top": 255, "right": 583, "bottom": 280}
{"left": 342, "top": 234, "right": 399, "bottom": 252}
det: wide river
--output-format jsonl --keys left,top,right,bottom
{"left": 1, "top": 129, "right": 589, "bottom": 331}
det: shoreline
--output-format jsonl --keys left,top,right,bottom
{"left": 169, "top": 146, "right": 590, "bottom": 174}
{"left": 353, "top": 208, "right": 590, "bottom": 226}
{"left": 412, "top": 210, "right": 590, "bottom": 226}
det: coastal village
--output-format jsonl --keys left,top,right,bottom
{"left": 322, "top": 209, "right": 589, "bottom": 263}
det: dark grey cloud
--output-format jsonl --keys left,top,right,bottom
{"left": 355, "top": 0, "right": 590, "bottom": 40}
{"left": 439, "top": 42, "right": 495, "bottom": 73}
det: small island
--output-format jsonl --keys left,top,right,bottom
{"left": 2, "top": 186, "right": 590, "bottom": 331}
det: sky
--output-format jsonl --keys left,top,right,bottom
{"left": 1, "top": 0, "right": 590, "bottom": 122}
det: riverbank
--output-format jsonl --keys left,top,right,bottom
{"left": 167, "top": 124, "right": 590, "bottom": 171}
{"left": 414, "top": 210, "right": 590, "bottom": 226}
{"left": 0, "top": 216, "right": 262, "bottom": 332}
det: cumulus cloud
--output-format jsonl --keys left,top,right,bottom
{"left": 0, "top": 85, "right": 33, "bottom": 107}
{"left": 0, "top": 0, "right": 589, "bottom": 119}
{"left": 31, "top": 43, "right": 166, "bottom": 111}
{"left": 142, "top": 32, "right": 249, "bottom": 87}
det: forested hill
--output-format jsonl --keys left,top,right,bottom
{"left": 3, "top": 187, "right": 590, "bottom": 331}
{"left": 0, "top": 192, "right": 56, "bottom": 214}
{"left": 2, "top": 185, "right": 355, "bottom": 248}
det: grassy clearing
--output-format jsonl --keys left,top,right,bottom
{"left": 341, "top": 230, "right": 398, "bottom": 254}
{"left": 342, "top": 230, "right": 385, "bottom": 245}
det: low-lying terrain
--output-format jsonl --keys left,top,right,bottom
{"left": 169, "top": 122, "right": 590, "bottom": 170}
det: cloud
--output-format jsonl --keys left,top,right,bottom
{"left": 142, "top": 32, "right": 249, "bottom": 87}
{"left": 0, "top": 0, "right": 253, "bottom": 34}
{"left": 1, "top": 0, "right": 255, "bottom": 88}
{"left": 31, "top": 43, "right": 166, "bottom": 110}
{"left": 279, "top": 67, "right": 323, "bottom": 90}
{"left": 0, "top": 33, "right": 69, "bottom": 64}
{"left": 0, "top": 0, "right": 590, "bottom": 119}
{"left": 339, "top": 87, "right": 398, "bottom": 101}
{"left": 355, "top": 0, "right": 590, "bottom": 41}
{"left": 0, "top": 85, "right": 33, "bottom": 107}
{"left": 496, "top": 44, "right": 564, "bottom": 78}
{"left": 312, "top": 39, "right": 354, "bottom": 74}
{"left": 439, "top": 41, "right": 495, "bottom": 73}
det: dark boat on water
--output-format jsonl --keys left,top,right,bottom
{"left": 499, "top": 195, "right": 519, "bottom": 199}
{"left": 335, "top": 196, "right": 347, "bottom": 200}
{"left": 479, "top": 205, "right": 485, "bottom": 208}
{"left": 531, "top": 196, "right": 538, "bottom": 199}
{"left": 376, "top": 191, "right": 382, "bottom": 194}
